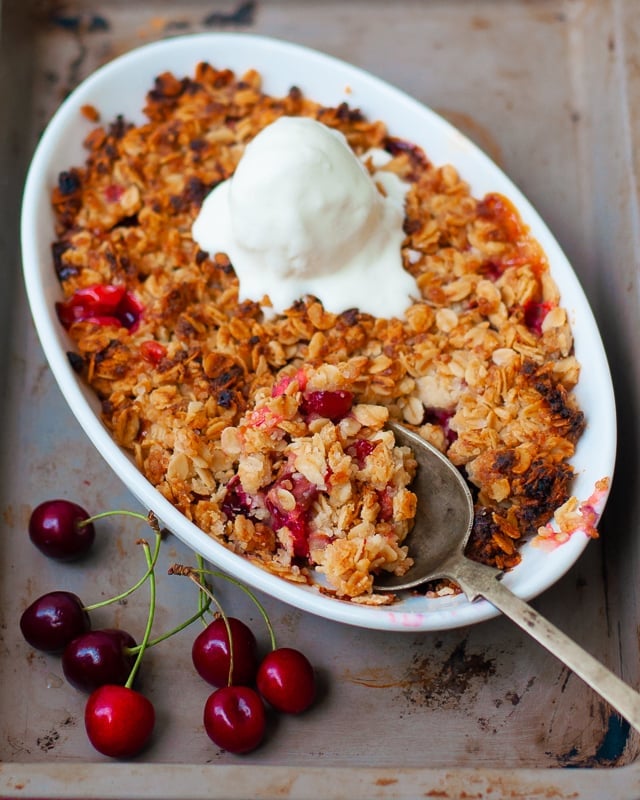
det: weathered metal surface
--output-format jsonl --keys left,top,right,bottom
{"left": 1, "top": 0, "right": 639, "bottom": 797}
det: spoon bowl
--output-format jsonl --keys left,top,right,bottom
{"left": 374, "top": 421, "right": 476, "bottom": 592}
{"left": 376, "top": 421, "right": 640, "bottom": 732}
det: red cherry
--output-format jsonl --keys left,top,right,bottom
{"left": 203, "top": 686, "right": 266, "bottom": 754}
{"left": 192, "top": 617, "right": 258, "bottom": 687}
{"left": 62, "top": 629, "right": 137, "bottom": 693}
{"left": 20, "top": 591, "right": 90, "bottom": 652}
{"left": 85, "top": 685, "right": 155, "bottom": 758}
{"left": 257, "top": 648, "right": 315, "bottom": 714}
{"left": 29, "top": 499, "right": 95, "bottom": 561}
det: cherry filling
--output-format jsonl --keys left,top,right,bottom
{"left": 221, "top": 476, "right": 262, "bottom": 523}
{"left": 479, "top": 259, "right": 508, "bottom": 281}
{"left": 222, "top": 472, "right": 319, "bottom": 560}
{"left": 56, "top": 284, "right": 143, "bottom": 332}
{"left": 423, "top": 407, "right": 457, "bottom": 445}
{"left": 346, "top": 439, "right": 378, "bottom": 468}
{"left": 523, "top": 299, "right": 553, "bottom": 335}
{"left": 221, "top": 390, "right": 357, "bottom": 559}
{"left": 376, "top": 486, "right": 395, "bottom": 522}
{"left": 265, "top": 473, "right": 319, "bottom": 559}
{"left": 300, "top": 390, "right": 354, "bottom": 422}
{"left": 271, "top": 369, "right": 308, "bottom": 397}
{"left": 104, "top": 183, "right": 125, "bottom": 203}
{"left": 140, "top": 340, "right": 167, "bottom": 366}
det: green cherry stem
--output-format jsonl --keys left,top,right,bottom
{"left": 168, "top": 564, "right": 236, "bottom": 686}
{"left": 128, "top": 552, "right": 214, "bottom": 652}
{"left": 79, "top": 509, "right": 154, "bottom": 527}
{"left": 196, "top": 553, "right": 209, "bottom": 624}
{"left": 83, "top": 513, "right": 162, "bottom": 613}
{"left": 125, "top": 538, "right": 156, "bottom": 689}
{"left": 170, "top": 564, "right": 277, "bottom": 652}
{"left": 126, "top": 595, "right": 212, "bottom": 654}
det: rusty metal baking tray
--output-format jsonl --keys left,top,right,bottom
{"left": 1, "top": 0, "right": 639, "bottom": 798}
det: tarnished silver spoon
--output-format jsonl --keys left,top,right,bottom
{"left": 375, "top": 421, "right": 640, "bottom": 731}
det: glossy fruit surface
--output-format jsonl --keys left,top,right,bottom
{"left": 301, "top": 390, "right": 353, "bottom": 422}
{"left": 56, "top": 283, "right": 143, "bottom": 331}
{"left": 257, "top": 648, "right": 316, "bottom": 714}
{"left": 265, "top": 472, "right": 318, "bottom": 559}
{"left": 203, "top": 685, "right": 266, "bottom": 754}
{"left": 62, "top": 629, "right": 136, "bottom": 693}
{"left": 28, "top": 499, "right": 95, "bottom": 560}
{"left": 192, "top": 617, "right": 258, "bottom": 687}
{"left": 85, "top": 685, "right": 155, "bottom": 758}
{"left": 20, "top": 591, "right": 90, "bottom": 652}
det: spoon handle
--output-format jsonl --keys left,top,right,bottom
{"left": 452, "top": 557, "right": 640, "bottom": 732}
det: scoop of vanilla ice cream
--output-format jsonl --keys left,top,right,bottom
{"left": 192, "top": 116, "right": 418, "bottom": 317}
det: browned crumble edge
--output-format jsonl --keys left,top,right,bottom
{"left": 50, "top": 63, "right": 586, "bottom": 605}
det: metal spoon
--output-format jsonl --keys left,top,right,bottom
{"left": 374, "top": 420, "right": 640, "bottom": 731}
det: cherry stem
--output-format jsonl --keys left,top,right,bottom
{"left": 168, "top": 565, "right": 236, "bottom": 685}
{"left": 78, "top": 508, "right": 154, "bottom": 529}
{"left": 125, "top": 537, "right": 156, "bottom": 689}
{"left": 169, "top": 564, "right": 277, "bottom": 652}
{"left": 196, "top": 553, "right": 209, "bottom": 626}
{"left": 126, "top": 594, "right": 212, "bottom": 654}
{"left": 83, "top": 511, "right": 162, "bottom": 613}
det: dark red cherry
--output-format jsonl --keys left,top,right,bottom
{"left": 20, "top": 591, "right": 90, "bottom": 652}
{"left": 62, "top": 629, "right": 137, "bottom": 693}
{"left": 203, "top": 686, "right": 266, "bottom": 754}
{"left": 257, "top": 648, "right": 316, "bottom": 714}
{"left": 192, "top": 617, "right": 258, "bottom": 688}
{"left": 29, "top": 499, "right": 95, "bottom": 560}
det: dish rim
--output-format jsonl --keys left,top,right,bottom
{"left": 20, "top": 31, "right": 617, "bottom": 632}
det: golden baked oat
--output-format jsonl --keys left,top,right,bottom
{"left": 50, "top": 63, "right": 586, "bottom": 602}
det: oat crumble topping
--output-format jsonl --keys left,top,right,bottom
{"left": 50, "top": 63, "right": 586, "bottom": 602}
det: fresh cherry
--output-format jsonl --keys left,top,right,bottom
{"left": 85, "top": 684, "right": 155, "bottom": 758}
{"left": 20, "top": 591, "right": 90, "bottom": 652}
{"left": 203, "top": 685, "right": 266, "bottom": 754}
{"left": 257, "top": 648, "right": 316, "bottom": 714}
{"left": 62, "top": 629, "right": 137, "bottom": 693}
{"left": 192, "top": 617, "right": 258, "bottom": 687}
{"left": 29, "top": 499, "right": 95, "bottom": 560}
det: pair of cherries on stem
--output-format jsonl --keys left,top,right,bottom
{"left": 173, "top": 567, "right": 316, "bottom": 754}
